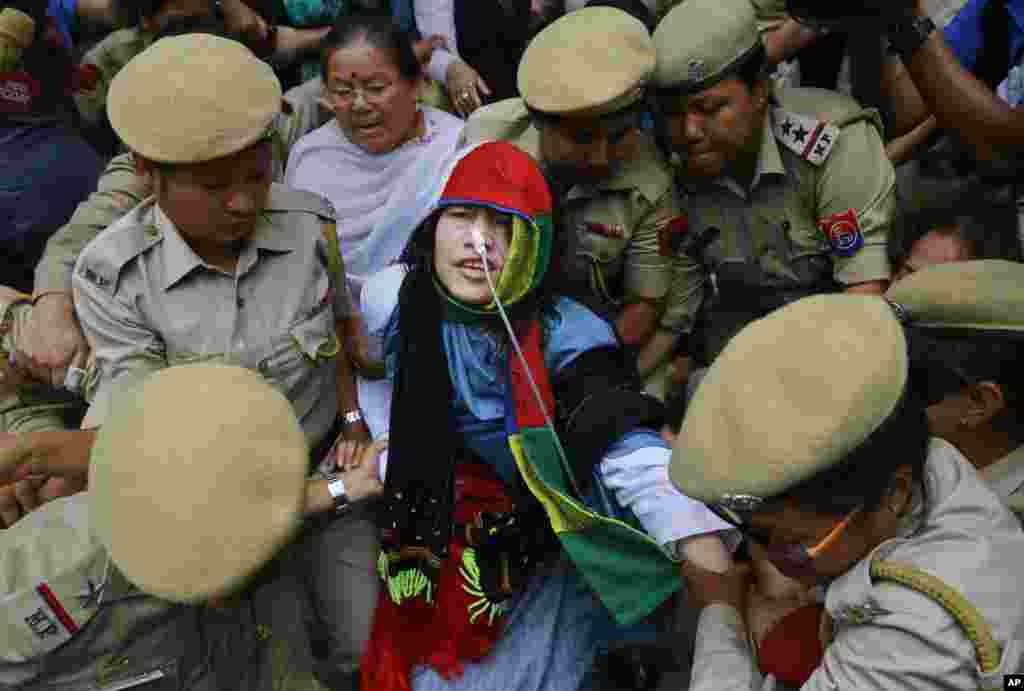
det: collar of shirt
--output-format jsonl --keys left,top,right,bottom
{"left": 979, "top": 444, "right": 1024, "bottom": 502}
{"left": 819, "top": 440, "right": 962, "bottom": 622}
{"left": 709, "top": 107, "right": 785, "bottom": 200}
{"left": 155, "top": 204, "right": 294, "bottom": 291}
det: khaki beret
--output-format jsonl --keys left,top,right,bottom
{"left": 518, "top": 6, "right": 654, "bottom": 118}
{"left": 108, "top": 34, "right": 281, "bottom": 164}
{"left": 653, "top": 0, "right": 760, "bottom": 91}
{"left": 670, "top": 295, "right": 907, "bottom": 504}
{"left": 0, "top": 7, "right": 34, "bottom": 50}
{"left": 89, "top": 364, "right": 308, "bottom": 603}
{"left": 885, "top": 260, "right": 1024, "bottom": 332}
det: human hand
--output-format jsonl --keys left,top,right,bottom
{"left": 414, "top": 34, "right": 447, "bottom": 66}
{"left": 220, "top": 0, "right": 270, "bottom": 46}
{"left": 0, "top": 430, "right": 96, "bottom": 487}
{"left": 0, "top": 474, "right": 86, "bottom": 528}
{"left": 446, "top": 60, "right": 492, "bottom": 118}
{"left": 681, "top": 559, "right": 752, "bottom": 613}
{"left": 333, "top": 437, "right": 387, "bottom": 502}
{"left": 14, "top": 293, "right": 91, "bottom": 390}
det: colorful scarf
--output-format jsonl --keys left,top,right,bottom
{"left": 362, "top": 142, "right": 678, "bottom": 691}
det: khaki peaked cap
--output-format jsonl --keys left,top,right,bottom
{"left": 108, "top": 33, "right": 281, "bottom": 164}
{"left": 885, "top": 260, "right": 1024, "bottom": 332}
{"left": 89, "top": 365, "right": 308, "bottom": 603}
{"left": 654, "top": 0, "right": 760, "bottom": 91}
{"left": 0, "top": 7, "right": 34, "bottom": 50}
{"left": 670, "top": 295, "right": 908, "bottom": 504}
{"left": 518, "top": 6, "right": 655, "bottom": 118}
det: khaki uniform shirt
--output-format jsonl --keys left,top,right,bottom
{"left": 689, "top": 438, "right": 1024, "bottom": 691}
{"left": 35, "top": 80, "right": 329, "bottom": 295}
{"left": 0, "top": 495, "right": 323, "bottom": 691}
{"left": 980, "top": 444, "right": 1024, "bottom": 517}
{"left": 463, "top": 98, "right": 682, "bottom": 318}
{"left": 71, "top": 185, "right": 349, "bottom": 448}
{"left": 662, "top": 86, "right": 894, "bottom": 349}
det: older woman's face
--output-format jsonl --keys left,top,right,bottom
{"left": 323, "top": 40, "right": 420, "bottom": 155}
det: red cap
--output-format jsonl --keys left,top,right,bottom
{"left": 439, "top": 142, "right": 552, "bottom": 221}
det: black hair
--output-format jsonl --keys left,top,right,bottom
{"left": 908, "top": 327, "right": 1024, "bottom": 447}
{"left": 770, "top": 385, "right": 932, "bottom": 518}
{"left": 319, "top": 13, "right": 420, "bottom": 85}
{"left": 888, "top": 193, "right": 1023, "bottom": 271}
{"left": 584, "top": 0, "right": 656, "bottom": 33}
{"left": 127, "top": 0, "right": 208, "bottom": 22}
{"left": 151, "top": 12, "right": 227, "bottom": 41}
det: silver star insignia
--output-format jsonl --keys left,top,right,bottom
{"left": 77, "top": 579, "right": 105, "bottom": 609}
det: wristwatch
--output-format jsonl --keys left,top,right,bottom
{"left": 323, "top": 472, "right": 351, "bottom": 513}
{"left": 889, "top": 14, "right": 936, "bottom": 61}
{"left": 341, "top": 409, "right": 363, "bottom": 426}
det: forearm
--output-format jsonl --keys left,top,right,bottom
{"left": 886, "top": 115, "right": 938, "bottom": 164}
{"left": 689, "top": 604, "right": 766, "bottom": 691}
{"left": 636, "top": 328, "right": 679, "bottom": 379}
{"left": 901, "top": 11, "right": 1024, "bottom": 161}
{"left": 844, "top": 280, "right": 888, "bottom": 295}
{"left": 334, "top": 324, "right": 361, "bottom": 417}
{"left": 274, "top": 26, "right": 331, "bottom": 64}
{"left": 598, "top": 432, "right": 733, "bottom": 556}
{"left": 75, "top": 0, "right": 116, "bottom": 27}
{"left": 762, "top": 19, "right": 821, "bottom": 66}
{"left": 880, "top": 57, "right": 933, "bottom": 137}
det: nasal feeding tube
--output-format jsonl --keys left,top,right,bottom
{"left": 471, "top": 224, "right": 558, "bottom": 433}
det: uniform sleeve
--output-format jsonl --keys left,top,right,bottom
{"left": 72, "top": 266, "right": 167, "bottom": 428}
{"left": 815, "top": 118, "right": 895, "bottom": 286}
{"left": 624, "top": 188, "right": 677, "bottom": 302}
{"left": 33, "top": 154, "right": 150, "bottom": 294}
{"left": 689, "top": 604, "right": 774, "bottom": 691}
{"left": 659, "top": 250, "right": 706, "bottom": 334}
{"left": 280, "top": 77, "right": 327, "bottom": 159}
{"left": 597, "top": 429, "right": 733, "bottom": 557}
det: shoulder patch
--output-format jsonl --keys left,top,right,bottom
{"left": 78, "top": 223, "right": 162, "bottom": 295}
{"left": 818, "top": 208, "right": 864, "bottom": 257}
{"left": 772, "top": 107, "right": 840, "bottom": 167}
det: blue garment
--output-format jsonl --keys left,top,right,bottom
{"left": 48, "top": 0, "right": 78, "bottom": 50}
{"left": 0, "top": 124, "right": 101, "bottom": 292}
{"left": 944, "top": 0, "right": 1024, "bottom": 73}
{"left": 386, "top": 297, "right": 659, "bottom": 691}
{"left": 390, "top": 0, "right": 419, "bottom": 37}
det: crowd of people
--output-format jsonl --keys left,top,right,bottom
{"left": 0, "top": 0, "right": 1022, "bottom": 689}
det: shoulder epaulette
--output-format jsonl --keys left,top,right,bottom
{"left": 771, "top": 106, "right": 841, "bottom": 167}
{"left": 77, "top": 221, "right": 162, "bottom": 295}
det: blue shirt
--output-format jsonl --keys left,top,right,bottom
{"left": 48, "top": 0, "right": 78, "bottom": 49}
{"left": 944, "top": 0, "right": 1024, "bottom": 74}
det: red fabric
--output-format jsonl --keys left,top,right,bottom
{"left": 509, "top": 321, "right": 555, "bottom": 430}
{"left": 757, "top": 604, "right": 826, "bottom": 687}
{"left": 362, "top": 463, "right": 515, "bottom": 691}
{"left": 440, "top": 142, "right": 552, "bottom": 218}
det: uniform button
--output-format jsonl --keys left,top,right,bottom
{"left": 236, "top": 297, "right": 245, "bottom": 309}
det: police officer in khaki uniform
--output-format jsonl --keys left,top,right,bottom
{"left": 11, "top": 34, "right": 379, "bottom": 688}
{"left": 0, "top": 364, "right": 385, "bottom": 690}
{"left": 886, "top": 260, "right": 1024, "bottom": 517}
{"left": 669, "top": 293, "right": 1024, "bottom": 690}
{"left": 462, "top": 6, "right": 687, "bottom": 358}
{"left": 1, "top": 22, "right": 331, "bottom": 439}
{"left": 646, "top": 0, "right": 895, "bottom": 372}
